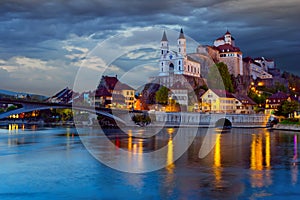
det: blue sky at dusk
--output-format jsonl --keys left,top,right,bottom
{"left": 0, "top": 0, "right": 299, "bottom": 96}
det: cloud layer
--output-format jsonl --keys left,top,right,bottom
{"left": 0, "top": 0, "right": 299, "bottom": 95}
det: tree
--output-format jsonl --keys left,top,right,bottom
{"left": 275, "top": 100, "right": 299, "bottom": 117}
{"left": 207, "top": 62, "right": 234, "bottom": 93}
{"left": 155, "top": 86, "right": 169, "bottom": 104}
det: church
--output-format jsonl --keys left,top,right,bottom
{"left": 158, "top": 29, "right": 201, "bottom": 88}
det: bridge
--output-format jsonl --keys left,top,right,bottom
{"left": 0, "top": 98, "right": 130, "bottom": 125}
{"left": 0, "top": 99, "right": 271, "bottom": 128}
{"left": 152, "top": 111, "right": 270, "bottom": 128}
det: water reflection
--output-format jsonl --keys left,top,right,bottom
{"left": 213, "top": 133, "right": 222, "bottom": 187}
{"left": 292, "top": 134, "right": 298, "bottom": 185}
{"left": 250, "top": 132, "right": 272, "bottom": 188}
{"left": 8, "top": 124, "right": 19, "bottom": 134}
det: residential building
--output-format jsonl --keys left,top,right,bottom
{"left": 169, "top": 81, "right": 188, "bottom": 107}
{"left": 96, "top": 75, "right": 135, "bottom": 109}
{"left": 233, "top": 94, "right": 256, "bottom": 114}
{"left": 265, "top": 91, "right": 289, "bottom": 115}
{"left": 201, "top": 89, "right": 236, "bottom": 113}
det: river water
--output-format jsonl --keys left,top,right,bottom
{"left": 0, "top": 124, "right": 300, "bottom": 199}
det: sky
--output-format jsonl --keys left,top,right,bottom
{"left": 0, "top": 0, "right": 299, "bottom": 96}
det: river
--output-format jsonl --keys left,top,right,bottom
{"left": 0, "top": 124, "right": 300, "bottom": 199}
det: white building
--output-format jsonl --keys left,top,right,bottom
{"left": 213, "top": 31, "right": 243, "bottom": 77}
{"left": 159, "top": 29, "right": 201, "bottom": 78}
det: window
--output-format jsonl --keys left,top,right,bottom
{"left": 161, "top": 50, "right": 163, "bottom": 55}
{"left": 178, "top": 60, "right": 181, "bottom": 65}
{"left": 161, "top": 68, "right": 163, "bottom": 72}
{"left": 179, "top": 48, "right": 181, "bottom": 52}
{"left": 161, "top": 62, "right": 163, "bottom": 66}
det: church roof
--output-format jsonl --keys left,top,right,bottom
{"left": 187, "top": 55, "right": 201, "bottom": 63}
{"left": 178, "top": 28, "right": 185, "bottom": 39}
{"left": 161, "top": 31, "right": 168, "bottom": 41}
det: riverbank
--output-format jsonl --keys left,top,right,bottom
{"left": 271, "top": 124, "right": 300, "bottom": 131}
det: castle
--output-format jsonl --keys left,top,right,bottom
{"left": 158, "top": 29, "right": 275, "bottom": 88}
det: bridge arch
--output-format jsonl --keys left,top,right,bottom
{"left": 215, "top": 118, "right": 232, "bottom": 128}
{"left": 0, "top": 104, "right": 126, "bottom": 125}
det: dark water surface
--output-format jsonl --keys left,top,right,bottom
{"left": 0, "top": 124, "right": 300, "bottom": 199}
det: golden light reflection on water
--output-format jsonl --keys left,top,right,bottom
{"left": 166, "top": 136, "right": 174, "bottom": 173}
{"left": 8, "top": 124, "right": 19, "bottom": 134}
{"left": 250, "top": 132, "right": 272, "bottom": 188}
{"left": 213, "top": 134, "right": 222, "bottom": 186}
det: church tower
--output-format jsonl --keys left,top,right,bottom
{"left": 177, "top": 28, "right": 186, "bottom": 56}
{"left": 161, "top": 31, "right": 169, "bottom": 55}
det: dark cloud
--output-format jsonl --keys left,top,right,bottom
{"left": 0, "top": 0, "right": 299, "bottom": 94}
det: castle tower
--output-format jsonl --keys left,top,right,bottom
{"left": 224, "top": 30, "right": 232, "bottom": 45}
{"left": 177, "top": 28, "right": 186, "bottom": 56}
{"left": 161, "top": 31, "right": 169, "bottom": 55}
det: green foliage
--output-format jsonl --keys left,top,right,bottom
{"left": 6, "top": 105, "right": 18, "bottom": 112}
{"left": 248, "top": 90, "right": 267, "bottom": 105}
{"left": 54, "top": 108, "right": 73, "bottom": 122}
{"left": 207, "top": 62, "right": 234, "bottom": 93}
{"left": 0, "top": 108, "right": 4, "bottom": 113}
{"left": 132, "top": 114, "right": 151, "bottom": 126}
{"left": 280, "top": 118, "right": 300, "bottom": 125}
{"left": 155, "top": 86, "right": 169, "bottom": 104}
{"left": 275, "top": 100, "right": 300, "bottom": 117}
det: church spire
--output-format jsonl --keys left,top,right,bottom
{"left": 161, "top": 31, "right": 168, "bottom": 41}
{"left": 178, "top": 28, "right": 185, "bottom": 39}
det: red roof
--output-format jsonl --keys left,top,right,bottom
{"left": 217, "top": 44, "right": 240, "bottom": 53}
{"left": 103, "top": 76, "right": 118, "bottom": 90}
{"left": 233, "top": 94, "right": 257, "bottom": 105}
{"left": 211, "top": 89, "right": 235, "bottom": 98}
{"left": 114, "top": 83, "right": 134, "bottom": 91}
{"left": 95, "top": 85, "right": 111, "bottom": 97}
{"left": 268, "top": 91, "right": 288, "bottom": 100}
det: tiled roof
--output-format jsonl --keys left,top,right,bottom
{"left": 268, "top": 91, "right": 288, "bottom": 100}
{"left": 233, "top": 94, "right": 257, "bottom": 105}
{"left": 211, "top": 89, "right": 235, "bottom": 98}
{"left": 114, "top": 83, "right": 134, "bottom": 91}
{"left": 217, "top": 44, "right": 240, "bottom": 53}
{"left": 103, "top": 76, "right": 119, "bottom": 90}
{"left": 187, "top": 55, "right": 200, "bottom": 63}
{"left": 95, "top": 85, "right": 111, "bottom": 97}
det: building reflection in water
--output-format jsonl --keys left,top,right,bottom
{"left": 166, "top": 128, "right": 175, "bottom": 173}
{"left": 8, "top": 124, "right": 19, "bottom": 134}
{"left": 250, "top": 132, "right": 272, "bottom": 188}
{"left": 291, "top": 134, "right": 298, "bottom": 185}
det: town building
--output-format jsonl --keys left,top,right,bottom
{"left": 207, "top": 31, "right": 243, "bottom": 77}
{"left": 243, "top": 57, "right": 273, "bottom": 80}
{"left": 169, "top": 81, "right": 188, "bottom": 107}
{"left": 201, "top": 89, "right": 236, "bottom": 113}
{"left": 96, "top": 75, "right": 135, "bottom": 109}
{"left": 265, "top": 91, "right": 289, "bottom": 115}
{"left": 233, "top": 94, "right": 257, "bottom": 114}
